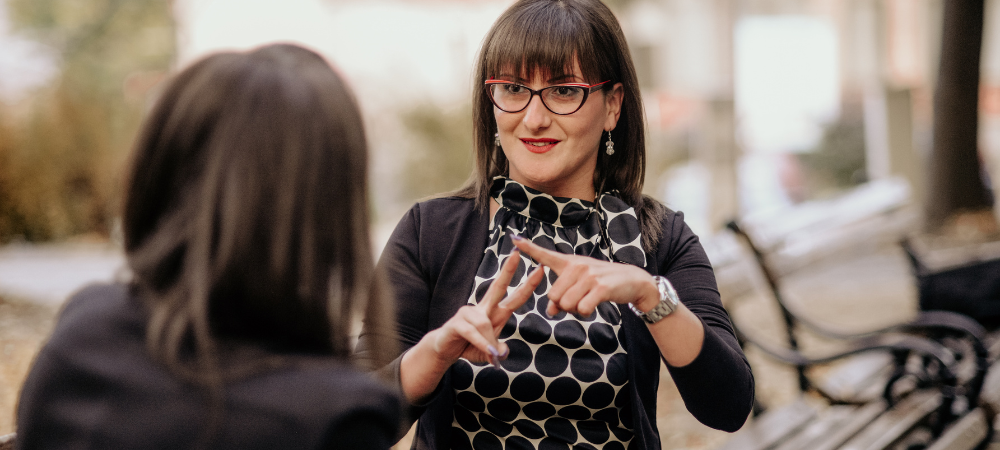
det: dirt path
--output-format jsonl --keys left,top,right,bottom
{"left": 0, "top": 296, "right": 56, "bottom": 435}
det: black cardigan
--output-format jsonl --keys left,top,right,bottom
{"left": 372, "top": 197, "right": 753, "bottom": 449}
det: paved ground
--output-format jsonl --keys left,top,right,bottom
{"left": 0, "top": 242, "right": 125, "bottom": 306}
{"left": 0, "top": 241, "right": 918, "bottom": 448}
{"left": 0, "top": 297, "right": 55, "bottom": 435}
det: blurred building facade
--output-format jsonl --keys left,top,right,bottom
{"left": 4, "top": 0, "right": 1000, "bottom": 244}
{"left": 620, "top": 0, "right": 1000, "bottom": 234}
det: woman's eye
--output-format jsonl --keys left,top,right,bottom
{"left": 504, "top": 84, "right": 526, "bottom": 94}
{"left": 552, "top": 86, "right": 581, "bottom": 98}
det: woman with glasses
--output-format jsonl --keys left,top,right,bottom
{"left": 364, "top": 0, "right": 754, "bottom": 448}
{"left": 17, "top": 44, "right": 401, "bottom": 449}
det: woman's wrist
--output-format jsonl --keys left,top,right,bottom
{"left": 632, "top": 275, "right": 662, "bottom": 313}
{"left": 400, "top": 330, "right": 456, "bottom": 404}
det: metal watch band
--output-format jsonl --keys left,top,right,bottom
{"left": 628, "top": 276, "right": 679, "bottom": 324}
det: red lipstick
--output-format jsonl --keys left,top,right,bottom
{"left": 521, "top": 138, "right": 559, "bottom": 154}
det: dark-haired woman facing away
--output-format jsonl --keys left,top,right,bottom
{"left": 362, "top": 0, "right": 754, "bottom": 449}
{"left": 16, "top": 44, "right": 400, "bottom": 449}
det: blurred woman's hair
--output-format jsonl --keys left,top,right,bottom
{"left": 121, "top": 44, "right": 396, "bottom": 385}
{"left": 460, "top": 0, "right": 664, "bottom": 251}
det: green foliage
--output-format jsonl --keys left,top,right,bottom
{"left": 398, "top": 103, "right": 474, "bottom": 201}
{"left": 795, "top": 112, "right": 868, "bottom": 199}
{"left": 0, "top": 0, "right": 174, "bottom": 242}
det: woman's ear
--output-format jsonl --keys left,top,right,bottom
{"left": 604, "top": 82, "right": 624, "bottom": 131}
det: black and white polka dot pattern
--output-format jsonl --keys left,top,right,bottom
{"left": 450, "top": 177, "right": 646, "bottom": 450}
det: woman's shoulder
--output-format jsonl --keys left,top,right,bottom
{"left": 59, "top": 281, "right": 133, "bottom": 315}
{"left": 639, "top": 195, "right": 710, "bottom": 267}
{"left": 394, "top": 194, "right": 485, "bottom": 238}
{"left": 46, "top": 283, "right": 144, "bottom": 353}
{"left": 410, "top": 194, "right": 477, "bottom": 216}
{"left": 641, "top": 194, "right": 687, "bottom": 234}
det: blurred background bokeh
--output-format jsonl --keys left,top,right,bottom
{"left": 2, "top": 0, "right": 1000, "bottom": 448}
{"left": 4, "top": 0, "right": 1000, "bottom": 246}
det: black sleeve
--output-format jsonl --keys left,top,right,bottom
{"left": 659, "top": 211, "right": 755, "bottom": 432}
{"left": 357, "top": 203, "right": 443, "bottom": 429}
{"left": 380, "top": 204, "right": 435, "bottom": 353}
{"left": 322, "top": 413, "right": 398, "bottom": 450}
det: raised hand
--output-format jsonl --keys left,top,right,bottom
{"left": 430, "top": 250, "right": 545, "bottom": 367}
{"left": 510, "top": 235, "right": 660, "bottom": 317}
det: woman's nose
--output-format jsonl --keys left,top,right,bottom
{"left": 521, "top": 94, "right": 551, "bottom": 130}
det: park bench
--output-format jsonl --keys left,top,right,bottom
{"left": 705, "top": 178, "right": 997, "bottom": 450}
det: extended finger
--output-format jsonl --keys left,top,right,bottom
{"left": 511, "top": 235, "right": 569, "bottom": 273}
{"left": 493, "top": 266, "right": 545, "bottom": 316}
{"left": 479, "top": 250, "right": 523, "bottom": 314}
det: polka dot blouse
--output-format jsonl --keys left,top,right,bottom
{"left": 450, "top": 177, "right": 647, "bottom": 450}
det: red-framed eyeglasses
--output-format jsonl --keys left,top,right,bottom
{"left": 484, "top": 79, "right": 610, "bottom": 115}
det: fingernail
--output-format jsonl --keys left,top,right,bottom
{"left": 488, "top": 345, "right": 501, "bottom": 367}
{"left": 511, "top": 234, "right": 524, "bottom": 241}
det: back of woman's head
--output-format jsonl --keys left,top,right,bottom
{"left": 122, "top": 43, "right": 395, "bottom": 377}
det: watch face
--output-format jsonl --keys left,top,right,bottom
{"left": 632, "top": 277, "right": 679, "bottom": 324}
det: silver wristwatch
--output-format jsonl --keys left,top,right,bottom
{"left": 629, "top": 276, "right": 679, "bottom": 324}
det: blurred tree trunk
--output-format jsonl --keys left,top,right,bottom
{"left": 926, "top": 0, "right": 994, "bottom": 231}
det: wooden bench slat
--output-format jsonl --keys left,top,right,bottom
{"left": 836, "top": 390, "right": 941, "bottom": 450}
{"left": 770, "top": 404, "right": 861, "bottom": 450}
{"left": 715, "top": 398, "right": 822, "bottom": 450}
{"left": 806, "top": 401, "right": 889, "bottom": 450}
{"left": 814, "top": 353, "right": 894, "bottom": 403}
{"left": 925, "top": 407, "right": 989, "bottom": 450}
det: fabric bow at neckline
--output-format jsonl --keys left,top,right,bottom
{"left": 490, "top": 177, "right": 596, "bottom": 228}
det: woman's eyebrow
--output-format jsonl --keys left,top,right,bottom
{"left": 493, "top": 73, "right": 521, "bottom": 82}
{"left": 491, "top": 72, "right": 581, "bottom": 84}
{"left": 547, "top": 74, "right": 581, "bottom": 83}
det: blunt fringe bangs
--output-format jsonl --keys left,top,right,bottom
{"left": 464, "top": 0, "right": 664, "bottom": 252}
{"left": 122, "top": 44, "right": 396, "bottom": 389}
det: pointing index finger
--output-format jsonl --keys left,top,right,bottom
{"left": 479, "top": 250, "right": 522, "bottom": 314}
{"left": 511, "top": 235, "right": 569, "bottom": 273}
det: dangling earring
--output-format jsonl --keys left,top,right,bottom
{"left": 605, "top": 130, "right": 615, "bottom": 155}
{"left": 495, "top": 132, "right": 501, "bottom": 148}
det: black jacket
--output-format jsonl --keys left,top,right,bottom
{"left": 16, "top": 284, "right": 401, "bottom": 450}
{"left": 371, "top": 197, "right": 753, "bottom": 449}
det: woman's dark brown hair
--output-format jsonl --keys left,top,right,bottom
{"left": 122, "top": 44, "right": 396, "bottom": 385}
{"left": 460, "top": 0, "right": 664, "bottom": 251}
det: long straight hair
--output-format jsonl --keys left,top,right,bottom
{"left": 122, "top": 44, "right": 396, "bottom": 386}
{"left": 458, "top": 0, "right": 664, "bottom": 252}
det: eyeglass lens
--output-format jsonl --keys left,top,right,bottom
{"left": 489, "top": 84, "right": 587, "bottom": 115}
